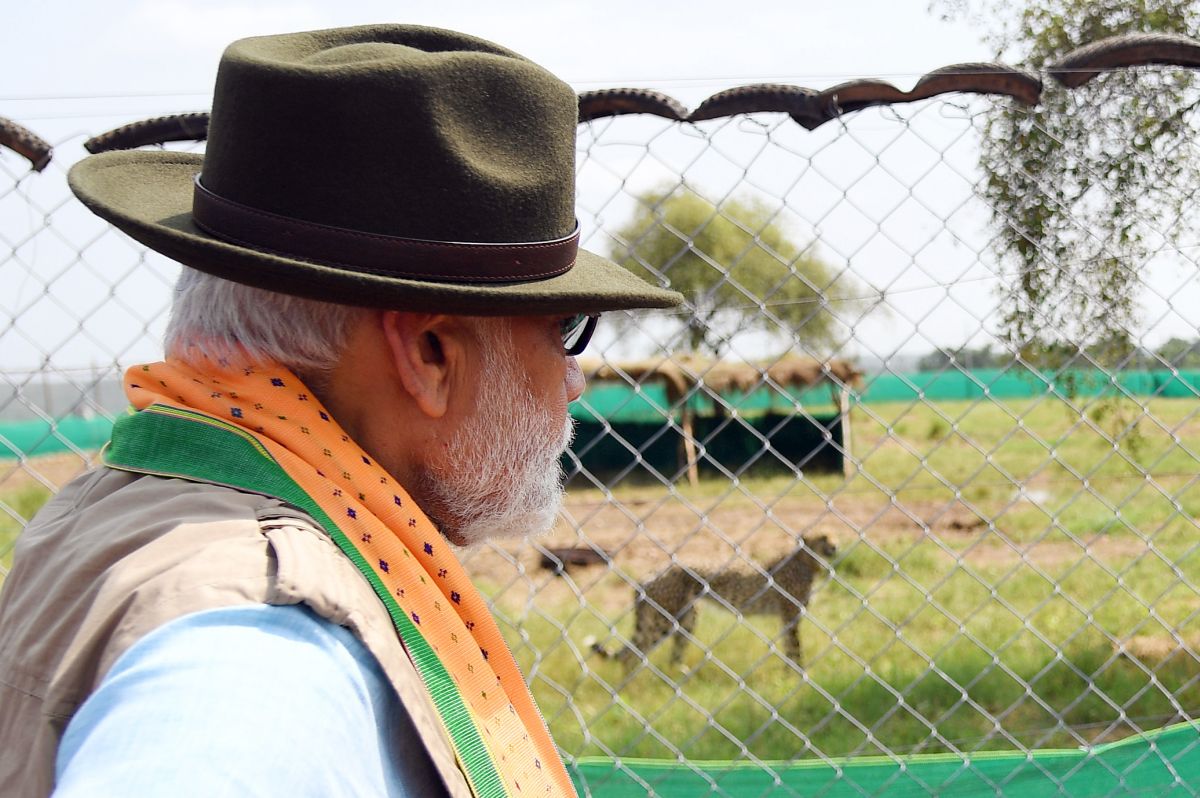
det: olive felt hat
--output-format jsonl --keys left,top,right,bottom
{"left": 67, "top": 25, "right": 683, "bottom": 315}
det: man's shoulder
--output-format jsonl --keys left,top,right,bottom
{"left": 39, "top": 464, "right": 306, "bottom": 532}
{"left": 8, "top": 466, "right": 330, "bottom": 623}
{"left": 0, "top": 467, "right": 325, "bottom": 706}
{"left": 7, "top": 467, "right": 306, "bottom": 595}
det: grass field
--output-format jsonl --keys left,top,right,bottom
{"left": 470, "top": 395, "right": 1200, "bottom": 762}
{"left": 2, "top": 395, "right": 1198, "bottom": 764}
{"left": 0, "top": 483, "right": 52, "bottom": 574}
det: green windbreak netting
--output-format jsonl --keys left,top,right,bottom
{"left": 7, "top": 369, "right": 1200, "bottom": 459}
{"left": 0, "top": 416, "right": 114, "bottom": 459}
{"left": 569, "top": 722, "right": 1200, "bottom": 797}
{"left": 858, "top": 368, "right": 1200, "bottom": 404}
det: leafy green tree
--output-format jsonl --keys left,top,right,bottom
{"left": 936, "top": 0, "right": 1200, "bottom": 365}
{"left": 917, "top": 343, "right": 1014, "bottom": 371}
{"left": 609, "top": 186, "right": 853, "bottom": 355}
{"left": 1156, "top": 336, "right": 1200, "bottom": 367}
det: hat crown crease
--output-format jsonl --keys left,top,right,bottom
{"left": 202, "top": 26, "right": 577, "bottom": 244}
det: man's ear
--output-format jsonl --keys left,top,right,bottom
{"left": 380, "top": 311, "right": 469, "bottom": 419}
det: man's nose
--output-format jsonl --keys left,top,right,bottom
{"left": 565, "top": 356, "right": 586, "bottom": 403}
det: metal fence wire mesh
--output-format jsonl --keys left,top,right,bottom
{"left": 4, "top": 52, "right": 1200, "bottom": 795}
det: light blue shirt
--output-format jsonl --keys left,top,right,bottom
{"left": 54, "top": 604, "right": 447, "bottom": 797}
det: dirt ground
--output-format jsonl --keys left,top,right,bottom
{"left": 5, "top": 452, "right": 1154, "bottom": 588}
{"left": 460, "top": 485, "right": 1157, "bottom": 599}
{"left": 1, "top": 452, "right": 98, "bottom": 496}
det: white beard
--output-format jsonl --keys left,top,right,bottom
{"left": 417, "top": 329, "right": 575, "bottom": 546}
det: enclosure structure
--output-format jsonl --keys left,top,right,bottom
{"left": 4, "top": 33, "right": 1200, "bottom": 796}
{"left": 572, "top": 355, "right": 861, "bottom": 485}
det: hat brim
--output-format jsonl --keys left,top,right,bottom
{"left": 68, "top": 150, "right": 683, "bottom": 315}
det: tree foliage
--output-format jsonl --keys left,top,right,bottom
{"left": 937, "top": 0, "right": 1200, "bottom": 366}
{"left": 610, "top": 187, "right": 852, "bottom": 355}
{"left": 1156, "top": 336, "right": 1200, "bottom": 367}
{"left": 917, "top": 343, "right": 1014, "bottom": 371}
{"left": 919, "top": 334, "right": 1200, "bottom": 373}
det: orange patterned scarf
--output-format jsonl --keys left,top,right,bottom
{"left": 115, "top": 358, "right": 575, "bottom": 798}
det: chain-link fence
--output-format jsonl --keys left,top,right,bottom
{"left": 4, "top": 35, "right": 1200, "bottom": 795}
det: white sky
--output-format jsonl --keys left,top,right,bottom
{"left": 0, "top": 0, "right": 1004, "bottom": 374}
{"left": 7, "top": 2, "right": 1195, "bottom": 375}
{"left": 5, "top": 1, "right": 991, "bottom": 104}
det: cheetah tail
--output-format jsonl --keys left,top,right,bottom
{"left": 584, "top": 635, "right": 616, "bottom": 659}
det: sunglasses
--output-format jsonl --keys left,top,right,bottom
{"left": 559, "top": 314, "right": 599, "bottom": 355}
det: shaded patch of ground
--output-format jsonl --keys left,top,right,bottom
{"left": 0, "top": 452, "right": 96, "bottom": 496}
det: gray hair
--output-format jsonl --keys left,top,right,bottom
{"left": 164, "top": 268, "right": 369, "bottom": 377}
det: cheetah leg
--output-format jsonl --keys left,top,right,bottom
{"left": 671, "top": 604, "right": 698, "bottom": 664}
{"left": 621, "top": 598, "right": 658, "bottom": 667}
{"left": 781, "top": 608, "right": 803, "bottom": 665}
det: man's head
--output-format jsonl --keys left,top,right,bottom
{"left": 166, "top": 270, "right": 587, "bottom": 545}
{"left": 75, "top": 25, "right": 682, "bottom": 543}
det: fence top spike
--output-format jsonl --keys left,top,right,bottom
{"left": 0, "top": 116, "right": 52, "bottom": 172}
{"left": 1049, "top": 32, "right": 1200, "bottom": 89}
{"left": 83, "top": 112, "right": 210, "bottom": 154}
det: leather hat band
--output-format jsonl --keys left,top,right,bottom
{"left": 191, "top": 176, "right": 579, "bottom": 283}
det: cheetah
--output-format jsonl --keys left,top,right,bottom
{"left": 592, "top": 534, "right": 837, "bottom": 667}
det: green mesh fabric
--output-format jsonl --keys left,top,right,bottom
{"left": 569, "top": 722, "right": 1200, "bottom": 796}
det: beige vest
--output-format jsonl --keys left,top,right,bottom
{"left": 0, "top": 467, "right": 472, "bottom": 798}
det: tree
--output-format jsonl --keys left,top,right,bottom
{"left": 1156, "top": 336, "right": 1200, "bottom": 367}
{"left": 609, "top": 186, "right": 854, "bottom": 355}
{"left": 917, "top": 343, "right": 1014, "bottom": 371}
{"left": 936, "top": 0, "right": 1200, "bottom": 366}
